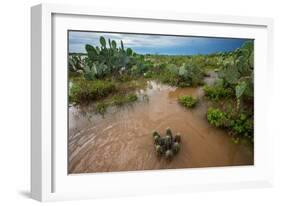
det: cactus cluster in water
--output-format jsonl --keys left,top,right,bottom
{"left": 152, "top": 128, "right": 181, "bottom": 160}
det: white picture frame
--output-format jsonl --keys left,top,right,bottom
{"left": 31, "top": 3, "right": 274, "bottom": 202}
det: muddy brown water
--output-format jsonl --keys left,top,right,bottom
{"left": 68, "top": 72, "right": 253, "bottom": 174}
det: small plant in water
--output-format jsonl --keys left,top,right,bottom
{"left": 152, "top": 128, "right": 181, "bottom": 160}
{"left": 178, "top": 95, "right": 198, "bottom": 108}
{"left": 111, "top": 93, "right": 138, "bottom": 106}
{"left": 95, "top": 102, "right": 108, "bottom": 115}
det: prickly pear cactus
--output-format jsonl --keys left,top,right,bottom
{"left": 100, "top": 36, "right": 106, "bottom": 48}
{"left": 152, "top": 128, "right": 182, "bottom": 160}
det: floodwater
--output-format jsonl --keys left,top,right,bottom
{"left": 68, "top": 72, "right": 253, "bottom": 174}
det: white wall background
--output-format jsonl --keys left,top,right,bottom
{"left": 0, "top": 0, "right": 280, "bottom": 205}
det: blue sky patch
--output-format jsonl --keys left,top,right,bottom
{"left": 68, "top": 31, "right": 251, "bottom": 55}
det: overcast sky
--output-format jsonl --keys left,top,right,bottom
{"left": 68, "top": 31, "right": 250, "bottom": 55}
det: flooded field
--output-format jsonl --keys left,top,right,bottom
{"left": 68, "top": 73, "right": 254, "bottom": 174}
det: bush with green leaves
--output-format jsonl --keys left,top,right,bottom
{"left": 178, "top": 95, "right": 198, "bottom": 108}
{"left": 207, "top": 108, "right": 227, "bottom": 127}
{"left": 157, "top": 70, "right": 179, "bottom": 86}
{"left": 154, "top": 62, "right": 204, "bottom": 87}
{"left": 178, "top": 62, "right": 204, "bottom": 86}
{"left": 69, "top": 79, "right": 116, "bottom": 103}
{"left": 228, "top": 113, "right": 253, "bottom": 140}
{"left": 203, "top": 85, "right": 233, "bottom": 100}
{"left": 207, "top": 107, "right": 253, "bottom": 140}
{"left": 130, "top": 60, "right": 153, "bottom": 77}
{"left": 143, "top": 71, "right": 153, "bottom": 78}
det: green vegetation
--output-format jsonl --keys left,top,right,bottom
{"left": 69, "top": 79, "right": 116, "bottom": 103}
{"left": 68, "top": 35, "right": 254, "bottom": 144}
{"left": 111, "top": 93, "right": 138, "bottom": 106}
{"left": 207, "top": 108, "right": 253, "bottom": 142}
{"left": 152, "top": 128, "right": 181, "bottom": 160}
{"left": 230, "top": 113, "right": 253, "bottom": 139}
{"left": 207, "top": 108, "right": 227, "bottom": 127}
{"left": 153, "top": 62, "right": 204, "bottom": 87}
{"left": 203, "top": 41, "right": 254, "bottom": 142}
{"left": 68, "top": 36, "right": 208, "bottom": 110}
{"left": 178, "top": 95, "right": 198, "bottom": 108}
{"left": 203, "top": 85, "right": 232, "bottom": 100}
{"left": 83, "top": 36, "right": 136, "bottom": 80}
{"left": 95, "top": 102, "right": 108, "bottom": 115}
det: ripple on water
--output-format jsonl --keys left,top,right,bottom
{"left": 68, "top": 78, "right": 253, "bottom": 174}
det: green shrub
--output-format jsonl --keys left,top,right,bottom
{"left": 207, "top": 108, "right": 227, "bottom": 127}
{"left": 157, "top": 63, "right": 204, "bottom": 87}
{"left": 178, "top": 95, "right": 198, "bottom": 108}
{"left": 143, "top": 71, "right": 153, "bottom": 78}
{"left": 207, "top": 108, "right": 253, "bottom": 140}
{"left": 178, "top": 62, "right": 204, "bottom": 86}
{"left": 229, "top": 113, "right": 253, "bottom": 139}
{"left": 203, "top": 85, "right": 232, "bottom": 100}
{"left": 69, "top": 79, "right": 116, "bottom": 103}
{"left": 157, "top": 70, "right": 179, "bottom": 86}
{"left": 130, "top": 61, "right": 153, "bottom": 77}
{"left": 115, "top": 74, "right": 133, "bottom": 82}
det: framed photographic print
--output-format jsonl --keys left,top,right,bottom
{"left": 31, "top": 3, "right": 274, "bottom": 201}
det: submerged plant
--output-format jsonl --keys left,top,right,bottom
{"left": 178, "top": 95, "right": 198, "bottom": 108}
{"left": 152, "top": 128, "right": 181, "bottom": 160}
{"left": 95, "top": 102, "right": 108, "bottom": 115}
{"left": 111, "top": 93, "right": 138, "bottom": 106}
